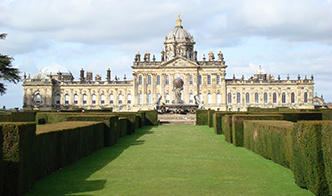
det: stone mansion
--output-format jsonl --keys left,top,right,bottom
{"left": 22, "top": 15, "right": 317, "bottom": 111}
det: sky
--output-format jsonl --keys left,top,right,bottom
{"left": 0, "top": 0, "right": 332, "bottom": 109}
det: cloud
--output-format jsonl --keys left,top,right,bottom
{"left": 0, "top": 0, "right": 332, "bottom": 108}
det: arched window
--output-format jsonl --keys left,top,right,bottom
{"left": 189, "top": 93, "right": 194, "bottom": 104}
{"left": 138, "top": 93, "right": 143, "bottom": 104}
{"left": 65, "top": 94, "right": 69, "bottom": 105}
{"left": 34, "top": 93, "right": 42, "bottom": 104}
{"left": 217, "top": 93, "right": 221, "bottom": 104}
{"left": 207, "top": 93, "right": 212, "bottom": 104}
{"left": 304, "top": 92, "right": 308, "bottom": 103}
{"left": 282, "top": 92, "right": 286, "bottom": 103}
{"left": 92, "top": 94, "right": 96, "bottom": 104}
{"left": 189, "top": 75, "right": 193, "bottom": 85}
{"left": 157, "top": 75, "right": 160, "bottom": 85}
{"left": 273, "top": 93, "right": 277, "bottom": 103}
{"left": 74, "top": 94, "right": 78, "bottom": 105}
{"left": 291, "top": 92, "right": 295, "bottom": 103}
{"left": 166, "top": 93, "right": 170, "bottom": 104}
{"left": 207, "top": 75, "right": 211, "bottom": 85}
{"left": 147, "top": 75, "right": 152, "bottom": 85}
{"left": 127, "top": 94, "right": 131, "bottom": 104}
{"left": 110, "top": 94, "right": 114, "bottom": 104}
{"left": 237, "top": 93, "right": 241, "bottom": 104}
{"left": 55, "top": 94, "right": 60, "bottom": 105}
{"left": 118, "top": 94, "right": 123, "bottom": 104}
{"left": 255, "top": 93, "right": 259, "bottom": 103}
{"left": 228, "top": 93, "right": 232, "bottom": 104}
{"left": 198, "top": 75, "right": 202, "bottom": 85}
{"left": 246, "top": 93, "right": 250, "bottom": 104}
{"left": 147, "top": 93, "right": 152, "bottom": 104}
{"left": 165, "top": 75, "right": 169, "bottom": 85}
{"left": 100, "top": 94, "right": 105, "bottom": 104}
{"left": 237, "top": 108, "right": 241, "bottom": 112}
{"left": 138, "top": 75, "right": 142, "bottom": 85}
{"left": 264, "top": 93, "right": 268, "bottom": 104}
{"left": 216, "top": 75, "right": 220, "bottom": 85}
{"left": 83, "top": 94, "right": 87, "bottom": 105}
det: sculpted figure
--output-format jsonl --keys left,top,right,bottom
{"left": 172, "top": 77, "right": 184, "bottom": 104}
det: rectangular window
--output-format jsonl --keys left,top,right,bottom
{"left": 207, "top": 75, "right": 211, "bottom": 85}
{"left": 216, "top": 75, "right": 220, "bottom": 85}
{"left": 189, "top": 75, "right": 193, "bottom": 85}
{"left": 198, "top": 75, "right": 202, "bottom": 85}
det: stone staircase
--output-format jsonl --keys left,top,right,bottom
{"left": 158, "top": 114, "right": 196, "bottom": 125}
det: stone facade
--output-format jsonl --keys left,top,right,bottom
{"left": 22, "top": 15, "right": 315, "bottom": 111}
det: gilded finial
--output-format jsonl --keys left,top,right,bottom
{"left": 176, "top": 14, "right": 182, "bottom": 28}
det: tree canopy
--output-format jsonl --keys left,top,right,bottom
{"left": 0, "top": 33, "right": 21, "bottom": 95}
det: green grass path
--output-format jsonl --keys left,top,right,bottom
{"left": 26, "top": 125, "right": 313, "bottom": 196}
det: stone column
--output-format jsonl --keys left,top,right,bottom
{"left": 220, "top": 70, "right": 227, "bottom": 111}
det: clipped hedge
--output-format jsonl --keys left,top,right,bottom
{"left": 118, "top": 117, "right": 128, "bottom": 138}
{"left": 0, "top": 126, "right": 3, "bottom": 195}
{"left": 35, "top": 122, "right": 104, "bottom": 180}
{"left": 232, "top": 114, "right": 284, "bottom": 147}
{"left": 222, "top": 115, "right": 233, "bottom": 143}
{"left": 67, "top": 115, "right": 118, "bottom": 147}
{"left": 144, "top": 110, "right": 158, "bottom": 126}
{"left": 213, "top": 112, "right": 248, "bottom": 135}
{"left": 292, "top": 121, "right": 329, "bottom": 196}
{"left": 1, "top": 122, "right": 36, "bottom": 196}
{"left": 208, "top": 110, "right": 215, "bottom": 128}
{"left": 11, "top": 111, "right": 36, "bottom": 122}
{"left": 247, "top": 107, "right": 278, "bottom": 113}
{"left": 243, "top": 120, "right": 294, "bottom": 169}
{"left": 0, "top": 114, "right": 11, "bottom": 122}
{"left": 116, "top": 112, "right": 136, "bottom": 134}
{"left": 322, "top": 122, "right": 332, "bottom": 194}
{"left": 35, "top": 112, "right": 74, "bottom": 124}
{"left": 322, "top": 109, "right": 332, "bottom": 120}
{"left": 0, "top": 111, "right": 36, "bottom": 122}
{"left": 281, "top": 112, "right": 322, "bottom": 122}
{"left": 196, "top": 110, "right": 209, "bottom": 125}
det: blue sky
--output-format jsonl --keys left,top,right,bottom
{"left": 0, "top": 0, "right": 331, "bottom": 109}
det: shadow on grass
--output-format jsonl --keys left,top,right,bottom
{"left": 26, "top": 126, "right": 155, "bottom": 196}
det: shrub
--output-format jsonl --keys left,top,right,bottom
{"left": 322, "top": 122, "right": 332, "bottom": 194}
{"left": 115, "top": 112, "right": 137, "bottom": 134}
{"left": 232, "top": 114, "right": 283, "bottom": 147}
{"left": 144, "top": 110, "right": 158, "bottom": 125}
{"left": 281, "top": 112, "right": 322, "bottom": 122}
{"left": 292, "top": 121, "right": 329, "bottom": 196}
{"left": 1, "top": 122, "right": 36, "bottom": 196}
{"left": 35, "top": 122, "right": 104, "bottom": 180}
{"left": 222, "top": 115, "right": 233, "bottom": 143}
{"left": 243, "top": 120, "right": 294, "bottom": 169}
{"left": 196, "top": 110, "right": 209, "bottom": 125}
{"left": 0, "top": 114, "right": 11, "bottom": 122}
{"left": 0, "top": 126, "right": 3, "bottom": 195}
{"left": 67, "top": 115, "right": 118, "bottom": 147}
{"left": 36, "top": 112, "right": 73, "bottom": 124}
{"left": 322, "top": 109, "right": 332, "bottom": 120}
{"left": 118, "top": 117, "right": 128, "bottom": 138}
{"left": 213, "top": 112, "right": 249, "bottom": 135}
{"left": 11, "top": 111, "right": 36, "bottom": 122}
{"left": 247, "top": 107, "right": 278, "bottom": 113}
{"left": 208, "top": 110, "right": 215, "bottom": 128}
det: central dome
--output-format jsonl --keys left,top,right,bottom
{"left": 166, "top": 14, "right": 193, "bottom": 41}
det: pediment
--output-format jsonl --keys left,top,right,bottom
{"left": 160, "top": 57, "right": 198, "bottom": 67}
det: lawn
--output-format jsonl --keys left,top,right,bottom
{"left": 26, "top": 125, "right": 313, "bottom": 196}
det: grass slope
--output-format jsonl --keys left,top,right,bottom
{"left": 26, "top": 125, "right": 313, "bottom": 196}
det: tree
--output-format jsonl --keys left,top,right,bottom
{"left": 0, "top": 33, "right": 21, "bottom": 95}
